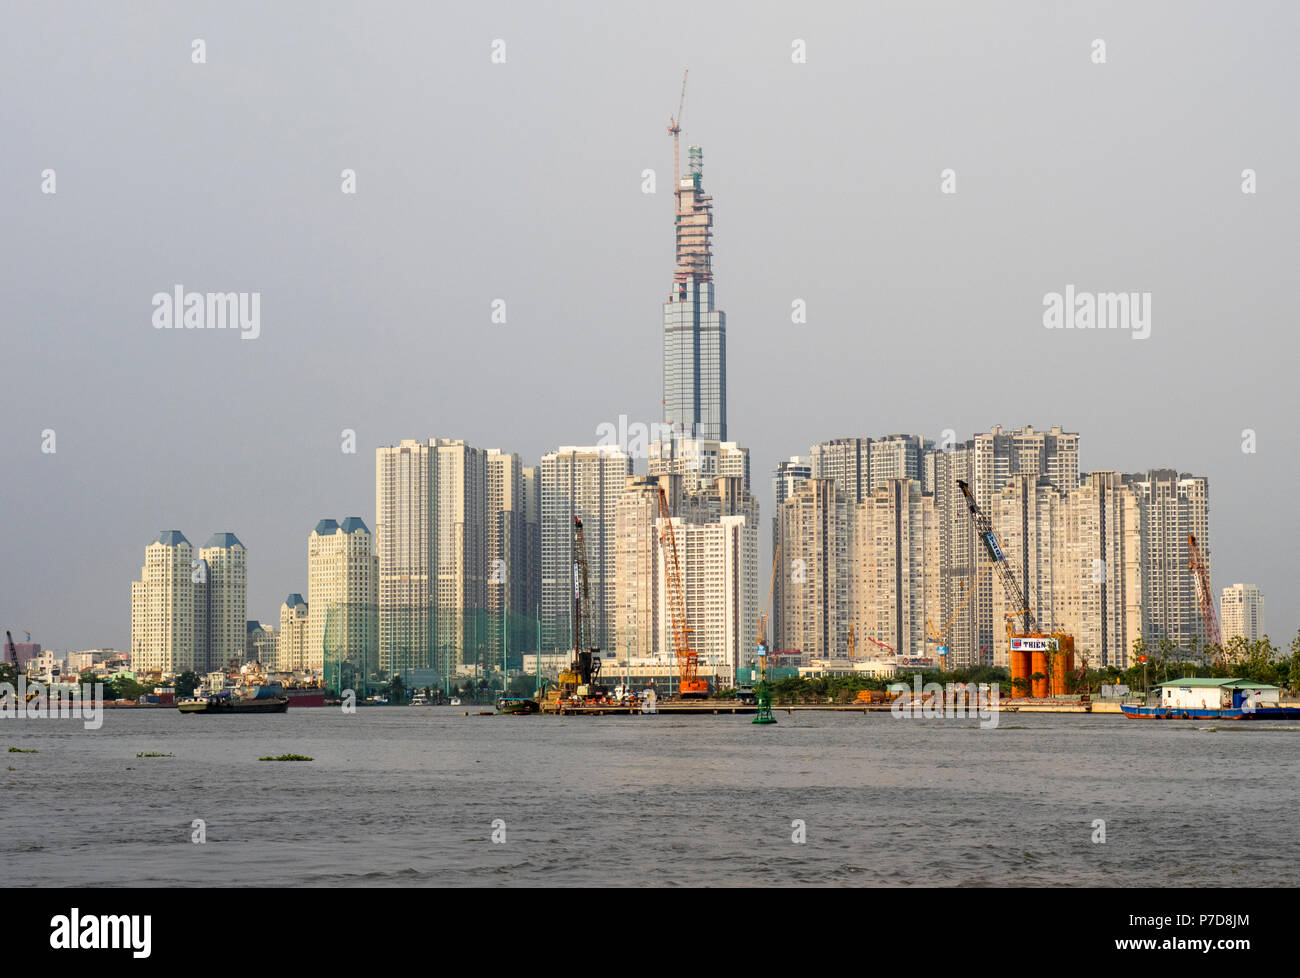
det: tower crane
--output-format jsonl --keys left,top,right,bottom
{"left": 1188, "top": 533, "right": 1222, "bottom": 653}
{"left": 668, "top": 69, "right": 689, "bottom": 206}
{"left": 658, "top": 485, "right": 709, "bottom": 698}
{"left": 553, "top": 517, "right": 603, "bottom": 701}
{"left": 956, "top": 480, "right": 1037, "bottom": 636}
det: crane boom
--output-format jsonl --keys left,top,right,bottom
{"left": 956, "top": 479, "right": 1037, "bottom": 634}
{"left": 658, "top": 486, "right": 709, "bottom": 697}
{"left": 1188, "top": 533, "right": 1222, "bottom": 650}
{"left": 668, "top": 69, "right": 689, "bottom": 208}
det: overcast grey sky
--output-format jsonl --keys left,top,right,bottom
{"left": 3, "top": 0, "right": 1297, "bottom": 651}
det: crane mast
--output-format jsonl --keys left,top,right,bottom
{"left": 1188, "top": 533, "right": 1222, "bottom": 651}
{"left": 956, "top": 479, "right": 1037, "bottom": 634}
{"left": 658, "top": 486, "right": 709, "bottom": 697}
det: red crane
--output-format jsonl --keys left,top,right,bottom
{"left": 1188, "top": 533, "right": 1222, "bottom": 653}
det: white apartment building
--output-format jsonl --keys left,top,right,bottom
{"left": 1221, "top": 583, "right": 1264, "bottom": 643}
{"left": 199, "top": 533, "right": 246, "bottom": 673}
{"left": 539, "top": 445, "right": 632, "bottom": 654}
{"left": 130, "top": 530, "right": 197, "bottom": 675}
{"left": 307, "top": 517, "right": 378, "bottom": 675}
{"left": 278, "top": 594, "right": 309, "bottom": 672}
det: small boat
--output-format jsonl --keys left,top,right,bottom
{"left": 496, "top": 697, "right": 539, "bottom": 715}
{"left": 450, "top": 697, "right": 461, "bottom": 706}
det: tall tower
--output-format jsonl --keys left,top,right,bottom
{"left": 663, "top": 140, "right": 727, "bottom": 442}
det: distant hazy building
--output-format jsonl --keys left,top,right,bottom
{"left": 1221, "top": 583, "right": 1264, "bottom": 643}
{"left": 848, "top": 478, "right": 939, "bottom": 658}
{"left": 1057, "top": 473, "right": 1143, "bottom": 669}
{"left": 539, "top": 445, "right": 632, "bottom": 654}
{"left": 308, "top": 517, "right": 378, "bottom": 683}
{"left": 198, "top": 533, "right": 246, "bottom": 673}
{"left": 1124, "top": 469, "right": 1211, "bottom": 651}
{"left": 777, "top": 478, "right": 848, "bottom": 658}
{"left": 376, "top": 438, "right": 502, "bottom": 680}
{"left": 771, "top": 455, "right": 812, "bottom": 648}
{"left": 649, "top": 436, "right": 749, "bottom": 492}
{"left": 613, "top": 474, "right": 758, "bottom": 684}
{"left": 277, "top": 594, "right": 309, "bottom": 672}
{"left": 130, "top": 530, "right": 197, "bottom": 675}
{"left": 522, "top": 465, "right": 542, "bottom": 629}
{"left": 810, "top": 437, "right": 871, "bottom": 503}
{"left": 246, "top": 621, "right": 279, "bottom": 668}
{"left": 930, "top": 426, "right": 1081, "bottom": 668}
{"left": 485, "top": 449, "right": 528, "bottom": 666}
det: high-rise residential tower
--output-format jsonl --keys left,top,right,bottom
{"left": 1221, "top": 584, "right": 1264, "bottom": 643}
{"left": 308, "top": 517, "right": 378, "bottom": 684}
{"left": 278, "top": 594, "right": 309, "bottom": 672}
{"left": 539, "top": 445, "right": 632, "bottom": 654}
{"left": 198, "top": 532, "right": 246, "bottom": 673}
{"left": 130, "top": 530, "right": 197, "bottom": 675}
{"left": 663, "top": 145, "right": 726, "bottom": 441}
{"left": 1123, "top": 469, "right": 1211, "bottom": 650}
{"left": 375, "top": 438, "right": 493, "bottom": 680}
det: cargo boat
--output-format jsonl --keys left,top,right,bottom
{"left": 1122, "top": 678, "right": 1300, "bottom": 720}
{"left": 177, "top": 691, "right": 289, "bottom": 714}
{"left": 284, "top": 685, "right": 326, "bottom": 708}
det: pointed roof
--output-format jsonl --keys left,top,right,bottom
{"left": 203, "top": 532, "right": 243, "bottom": 549}
{"left": 284, "top": 593, "right": 307, "bottom": 609}
{"left": 313, "top": 519, "right": 340, "bottom": 536}
{"left": 339, "top": 516, "right": 370, "bottom": 534}
{"left": 155, "top": 530, "right": 190, "bottom": 547}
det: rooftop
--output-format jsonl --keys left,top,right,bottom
{"left": 1156, "top": 678, "right": 1278, "bottom": 690}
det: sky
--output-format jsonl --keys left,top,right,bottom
{"left": 2, "top": 0, "right": 1297, "bottom": 652}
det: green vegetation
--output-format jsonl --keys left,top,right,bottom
{"left": 174, "top": 671, "right": 200, "bottom": 698}
{"left": 258, "top": 753, "right": 313, "bottom": 762}
{"left": 136, "top": 752, "right": 173, "bottom": 758}
{"left": 7, "top": 747, "right": 37, "bottom": 753}
{"left": 103, "top": 675, "right": 153, "bottom": 701}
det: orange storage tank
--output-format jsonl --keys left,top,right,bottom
{"left": 1010, "top": 649, "right": 1032, "bottom": 697}
{"left": 1049, "top": 633, "right": 1075, "bottom": 696}
{"left": 1030, "top": 649, "right": 1049, "bottom": 698}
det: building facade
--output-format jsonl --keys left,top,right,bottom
{"left": 663, "top": 145, "right": 727, "bottom": 441}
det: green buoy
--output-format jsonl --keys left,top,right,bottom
{"left": 753, "top": 679, "right": 776, "bottom": 724}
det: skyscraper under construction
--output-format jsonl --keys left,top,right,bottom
{"left": 663, "top": 139, "right": 727, "bottom": 442}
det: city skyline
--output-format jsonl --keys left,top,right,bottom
{"left": 4, "top": 4, "right": 1296, "bottom": 652}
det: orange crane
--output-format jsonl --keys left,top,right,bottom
{"left": 1188, "top": 533, "right": 1222, "bottom": 652}
{"left": 859, "top": 632, "right": 897, "bottom": 656}
{"left": 658, "top": 485, "right": 709, "bottom": 698}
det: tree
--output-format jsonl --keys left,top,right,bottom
{"left": 388, "top": 674, "right": 407, "bottom": 704}
{"left": 174, "top": 671, "right": 200, "bottom": 698}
